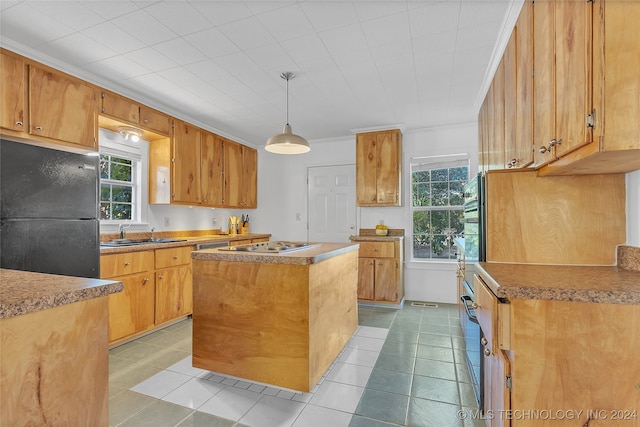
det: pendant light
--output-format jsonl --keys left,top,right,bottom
{"left": 265, "top": 72, "right": 310, "bottom": 154}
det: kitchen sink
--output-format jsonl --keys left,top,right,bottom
{"left": 101, "top": 238, "right": 187, "bottom": 247}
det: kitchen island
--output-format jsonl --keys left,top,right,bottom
{"left": 191, "top": 242, "right": 359, "bottom": 392}
{"left": 0, "top": 269, "right": 123, "bottom": 426}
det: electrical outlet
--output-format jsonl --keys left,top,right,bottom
{"left": 212, "top": 218, "right": 217, "bottom": 227}
{"left": 164, "top": 217, "right": 170, "bottom": 227}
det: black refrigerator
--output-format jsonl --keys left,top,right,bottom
{"left": 0, "top": 139, "right": 100, "bottom": 278}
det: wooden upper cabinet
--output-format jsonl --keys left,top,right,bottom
{"left": 540, "top": 0, "right": 640, "bottom": 175}
{"left": 223, "top": 139, "right": 257, "bottom": 208}
{"left": 503, "top": 31, "right": 516, "bottom": 169}
{"left": 356, "top": 129, "right": 402, "bottom": 207}
{"left": 0, "top": 51, "right": 26, "bottom": 132}
{"left": 171, "top": 120, "right": 201, "bottom": 204}
{"left": 489, "top": 59, "right": 505, "bottom": 170}
{"left": 200, "top": 131, "right": 224, "bottom": 206}
{"left": 223, "top": 138, "right": 242, "bottom": 208}
{"left": 514, "top": 0, "right": 533, "bottom": 169}
{"left": 139, "top": 105, "right": 171, "bottom": 135}
{"left": 29, "top": 65, "right": 98, "bottom": 149}
{"left": 101, "top": 91, "right": 139, "bottom": 124}
{"left": 100, "top": 91, "right": 171, "bottom": 136}
{"left": 533, "top": 0, "right": 592, "bottom": 167}
{"left": 242, "top": 145, "right": 258, "bottom": 208}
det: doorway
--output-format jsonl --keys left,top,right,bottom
{"left": 307, "top": 165, "right": 357, "bottom": 243}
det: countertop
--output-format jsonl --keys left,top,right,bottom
{"left": 476, "top": 261, "right": 640, "bottom": 305}
{"left": 100, "top": 233, "right": 272, "bottom": 254}
{"left": 192, "top": 242, "right": 359, "bottom": 265}
{"left": 349, "top": 235, "right": 404, "bottom": 242}
{"left": 0, "top": 269, "right": 123, "bottom": 319}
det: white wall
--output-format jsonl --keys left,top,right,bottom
{"left": 135, "top": 125, "right": 639, "bottom": 304}
{"left": 256, "top": 123, "right": 479, "bottom": 304}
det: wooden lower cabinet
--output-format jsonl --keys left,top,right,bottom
{"left": 107, "top": 273, "right": 155, "bottom": 341}
{"left": 155, "top": 265, "right": 192, "bottom": 324}
{"left": 101, "top": 250, "right": 155, "bottom": 343}
{"left": 351, "top": 237, "right": 404, "bottom": 304}
{"left": 101, "top": 246, "right": 194, "bottom": 344}
{"left": 476, "top": 272, "right": 640, "bottom": 427}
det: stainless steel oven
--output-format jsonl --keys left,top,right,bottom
{"left": 460, "top": 172, "right": 486, "bottom": 409}
{"left": 460, "top": 279, "right": 483, "bottom": 410}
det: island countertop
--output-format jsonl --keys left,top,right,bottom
{"left": 192, "top": 242, "right": 359, "bottom": 265}
{"left": 0, "top": 269, "right": 123, "bottom": 319}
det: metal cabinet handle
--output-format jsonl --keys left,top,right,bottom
{"left": 142, "top": 278, "right": 149, "bottom": 284}
{"left": 539, "top": 146, "right": 550, "bottom": 154}
{"left": 133, "top": 114, "right": 138, "bottom": 120}
{"left": 481, "top": 337, "right": 488, "bottom": 346}
{"left": 460, "top": 295, "right": 479, "bottom": 324}
{"left": 124, "top": 261, "right": 130, "bottom": 266}
{"left": 34, "top": 126, "right": 43, "bottom": 131}
{"left": 159, "top": 275, "right": 164, "bottom": 279}
{"left": 143, "top": 118, "right": 149, "bottom": 124}
{"left": 483, "top": 348, "right": 491, "bottom": 357}
{"left": 173, "top": 255, "right": 178, "bottom": 260}
{"left": 15, "top": 121, "right": 23, "bottom": 126}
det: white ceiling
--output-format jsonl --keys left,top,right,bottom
{"left": 0, "top": 1, "right": 520, "bottom": 147}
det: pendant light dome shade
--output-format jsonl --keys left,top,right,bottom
{"left": 265, "top": 72, "right": 310, "bottom": 154}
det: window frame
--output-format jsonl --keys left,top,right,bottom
{"left": 409, "top": 156, "right": 469, "bottom": 262}
{"left": 98, "top": 129, "right": 146, "bottom": 226}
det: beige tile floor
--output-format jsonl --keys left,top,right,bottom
{"left": 109, "top": 302, "right": 484, "bottom": 427}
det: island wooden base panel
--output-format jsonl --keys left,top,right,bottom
{"left": 192, "top": 251, "right": 358, "bottom": 392}
{"left": 0, "top": 297, "right": 109, "bottom": 426}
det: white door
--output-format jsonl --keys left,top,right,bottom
{"left": 308, "top": 165, "right": 357, "bottom": 243}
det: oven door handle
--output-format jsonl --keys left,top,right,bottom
{"left": 460, "top": 295, "right": 479, "bottom": 324}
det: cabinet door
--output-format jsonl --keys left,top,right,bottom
{"left": 357, "top": 258, "right": 375, "bottom": 300}
{"left": 484, "top": 349, "right": 511, "bottom": 427}
{"left": 554, "top": 0, "right": 592, "bottom": 158}
{"left": 201, "top": 131, "right": 224, "bottom": 206}
{"left": 374, "top": 258, "right": 398, "bottom": 302}
{"left": 100, "top": 91, "right": 139, "bottom": 124}
{"left": 489, "top": 58, "right": 505, "bottom": 170}
{"left": 172, "top": 120, "right": 201, "bottom": 204}
{"left": 223, "top": 139, "right": 243, "bottom": 208}
{"left": 376, "top": 130, "right": 401, "bottom": 205}
{"left": 532, "top": 0, "right": 555, "bottom": 167}
{"left": 242, "top": 145, "right": 258, "bottom": 208}
{"left": 108, "top": 273, "right": 155, "bottom": 342}
{"left": 503, "top": 30, "right": 517, "bottom": 169}
{"left": 0, "top": 52, "right": 26, "bottom": 132}
{"left": 155, "top": 265, "right": 193, "bottom": 324}
{"left": 356, "top": 132, "right": 378, "bottom": 205}
{"left": 514, "top": 0, "right": 534, "bottom": 168}
{"left": 29, "top": 66, "right": 97, "bottom": 148}
{"left": 139, "top": 105, "right": 171, "bottom": 135}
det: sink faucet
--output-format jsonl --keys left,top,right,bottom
{"left": 118, "top": 223, "right": 132, "bottom": 239}
{"left": 150, "top": 227, "right": 155, "bottom": 241}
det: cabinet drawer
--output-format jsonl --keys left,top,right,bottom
{"left": 155, "top": 245, "right": 193, "bottom": 269}
{"left": 474, "top": 274, "right": 498, "bottom": 351}
{"left": 359, "top": 241, "right": 395, "bottom": 258}
{"left": 100, "top": 250, "right": 154, "bottom": 278}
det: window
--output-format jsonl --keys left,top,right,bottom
{"left": 100, "top": 154, "right": 135, "bottom": 220}
{"left": 98, "top": 129, "right": 144, "bottom": 223}
{"left": 411, "top": 157, "right": 468, "bottom": 260}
